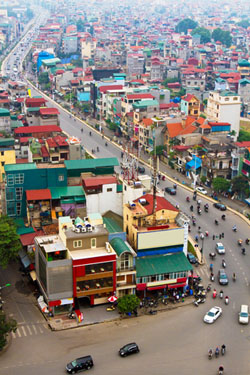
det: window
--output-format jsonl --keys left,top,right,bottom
{"left": 73, "top": 240, "right": 82, "bottom": 248}
{"left": 1, "top": 151, "right": 4, "bottom": 156}
{"left": 16, "top": 202, "right": 21, "bottom": 216}
{"left": 91, "top": 238, "right": 96, "bottom": 248}
{"left": 107, "top": 188, "right": 112, "bottom": 192}
{"left": 225, "top": 98, "right": 229, "bottom": 101}
{"left": 15, "top": 187, "right": 23, "bottom": 200}
{"left": 7, "top": 174, "right": 14, "bottom": 186}
{"left": 1, "top": 162, "right": 5, "bottom": 167}
{"left": 7, "top": 201, "right": 15, "bottom": 216}
{"left": 233, "top": 97, "right": 238, "bottom": 101}
{"left": 6, "top": 188, "right": 14, "bottom": 201}
{"left": 15, "top": 173, "right": 24, "bottom": 184}
{"left": 58, "top": 175, "right": 64, "bottom": 182}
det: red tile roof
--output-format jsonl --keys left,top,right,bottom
{"left": 99, "top": 85, "right": 123, "bottom": 93}
{"left": 16, "top": 158, "right": 28, "bottom": 164}
{"left": 26, "top": 189, "right": 51, "bottom": 201}
{"left": 208, "top": 122, "right": 231, "bottom": 126}
{"left": 41, "top": 145, "right": 50, "bottom": 157}
{"left": 83, "top": 176, "right": 117, "bottom": 188}
{"left": 235, "top": 141, "right": 250, "bottom": 148}
{"left": 142, "top": 118, "right": 154, "bottom": 126}
{"left": 127, "top": 93, "right": 154, "bottom": 100}
{"left": 160, "top": 102, "right": 179, "bottom": 109}
{"left": 25, "top": 97, "right": 46, "bottom": 107}
{"left": 182, "top": 94, "right": 198, "bottom": 102}
{"left": 135, "top": 193, "right": 178, "bottom": 214}
{"left": 20, "top": 137, "right": 31, "bottom": 143}
{"left": 39, "top": 107, "right": 59, "bottom": 115}
{"left": 15, "top": 125, "right": 62, "bottom": 134}
{"left": 20, "top": 230, "right": 44, "bottom": 246}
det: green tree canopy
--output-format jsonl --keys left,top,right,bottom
{"left": 212, "top": 177, "right": 230, "bottom": 193}
{"left": 175, "top": 18, "right": 198, "bottom": 34}
{"left": 191, "top": 27, "right": 211, "bottom": 44}
{"left": 0, "top": 216, "right": 21, "bottom": 268}
{"left": 0, "top": 312, "right": 17, "bottom": 350}
{"left": 117, "top": 295, "right": 140, "bottom": 314}
{"left": 77, "top": 19, "right": 85, "bottom": 32}
{"left": 237, "top": 19, "right": 250, "bottom": 29}
{"left": 237, "top": 129, "right": 250, "bottom": 142}
{"left": 231, "top": 176, "right": 249, "bottom": 196}
{"left": 38, "top": 72, "right": 49, "bottom": 85}
{"left": 212, "top": 28, "right": 232, "bottom": 48}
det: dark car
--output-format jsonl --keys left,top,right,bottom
{"left": 165, "top": 187, "right": 176, "bottom": 195}
{"left": 119, "top": 343, "right": 140, "bottom": 357}
{"left": 66, "top": 356, "right": 93, "bottom": 373}
{"left": 213, "top": 203, "right": 227, "bottom": 211}
{"left": 138, "top": 166, "right": 145, "bottom": 174}
{"left": 218, "top": 269, "right": 229, "bottom": 285}
{"left": 187, "top": 252, "right": 198, "bottom": 265}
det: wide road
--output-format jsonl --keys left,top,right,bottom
{"left": 2, "top": 29, "right": 250, "bottom": 375}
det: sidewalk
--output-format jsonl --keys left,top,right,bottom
{"left": 47, "top": 297, "right": 194, "bottom": 331}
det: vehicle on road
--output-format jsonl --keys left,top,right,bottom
{"left": 239, "top": 305, "right": 249, "bottom": 324}
{"left": 119, "top": 343, "right": 140, "bottom": 357}
{"left": 137, "top": 166, "right": 145, "bottom": 174}
{"left": 216, "top": 242, "right": 225, "bottom": 255}
{"left": 165, "top": 187, "right": 176, "bottom": 195}
{"left": 218, "top": 269, "right": 229, "bottom": 285}
{"left": 187, "top": 252, "right": 198, "bottom": 265}
{"left": 214, "top": 202, "right": 227, "bottom": 211}
{"left": 66, "top": 356, "right": 93, "bottom": 373}
{"left": 196, "top": 187, "right": 207, "bottom": 195}
{"left": 203, "top": 306, "right": 222, "bottom": 324}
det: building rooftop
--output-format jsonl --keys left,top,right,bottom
{"left": 5, "top": 163, "right": 37, "bottom": 172}
{"left": 64, "top": 224, "right": 109, "bottom": 239}
{"left": 69, "top": 246, "right": 115, "bottom": 260}
{"left": 132, "top": 99, "right": 159, "bottom": 109}
{"left": 64, "top": 157, "right": 119, "bottom": 170}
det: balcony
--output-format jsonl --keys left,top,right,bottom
{"left": 117, "top": 266, "right": 136, "bottom": 273}
{"left": 76, "top": 286, "right": 113, "bottom": 297}
{"left": 76, "top": 271, "right": 113, "bottom": 281}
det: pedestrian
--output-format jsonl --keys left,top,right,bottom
{"left": 182, "top": 293, "right": 185, "bottom": 302}
{"left": 176, "top": 294, "right": 180, "bottom": 302}
{"left": 213, "top": 235, "right": 215, "bottom": 240}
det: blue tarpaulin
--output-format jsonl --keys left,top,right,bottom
{"left": 186, "top": 155, "right": 202, "bottom": 170}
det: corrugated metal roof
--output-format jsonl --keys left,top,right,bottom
{"left": 26, "top": 189, "right": 51, "bottom": 201}
{"left": 5, "top": 163, "right": 37, "bottom": 172}
{"left": 103, "top": 217, "right": 122, "bottom": 234}
{"left": 110, "top": 237, "right": 132, "bottom": 256}
{"left": 136, "top": 252, "right": 192, "bottom": 278}
{"left": 64, "top": 158, "right": 119, "bottom": 170}
{"left": 49, "top": 186, "right": 85, "bottom": 200}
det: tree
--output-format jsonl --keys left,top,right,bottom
{"left": 237, "top": 19, "right": 250, "bottom": 29}
{"left": 38, "top": 72, "right": 49, "bottom": 85}
{"left": 0, "top": 312, "right": 17, "bottom": 350}
{"left": 0, "top": 216, "right": 21, "bottom": 268}
{"left": 175, "top": 19, "right": 198, "bottom": 34}
{"left": 191, "top": 27, "right": 211, "bottom": 44}
{"left": 76, "top": 19, "right": 85, "bottom": 32}
{"left": 212, "top": 28, "right": 232, "bottom": 48}
{"left": 231, "top": 176, "right": 249, "bottom": 196}
{"left": 117, "top": 295, "right": 140, "bottom": 314}
{"left": 212, "top": 177, "right": 230, "bottom": 193}
{"left": 237, "top": 129, "right": 250, "bottom": 142}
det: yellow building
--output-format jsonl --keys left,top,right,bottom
{"left": 123, "top": 193, "right": 191, "bottom": 295}
{"left": 181, "top": 94, "right": 200, "bottom": 118}
{"left": 0, "top": 138, "right": 16, "bottom": 182}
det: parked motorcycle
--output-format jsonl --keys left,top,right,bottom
{"left": 148, "top": 309, "right": 157, "bottom": 315}
{"left": 107, "top": 305, "right": 116, "bottom": 311}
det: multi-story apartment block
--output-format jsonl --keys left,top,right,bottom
{"left": 206, "top": 90, "right": 241, "bottom": 136}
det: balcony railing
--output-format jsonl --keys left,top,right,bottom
{"left": 117, "top": 266, "right": 136, "bottom": 273}
{"left": 76, "top": 286, "right": 113, "bottom": 297}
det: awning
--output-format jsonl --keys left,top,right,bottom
{"left": 19, "top": 249, "right": 31, "bottom": 269}
{"left": 147, "top": 285, "right": 166, "bottom": 291}
{"left": 168, "top": 282, "right": 186, "bottom": 289}
{"left": 29, "top": 270, "right": 37, "bottom": 281}
{"left": 244, "top": 198, "right": 250, "bottom": 206}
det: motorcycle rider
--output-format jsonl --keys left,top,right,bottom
{"left": 222, "top": 259, "right": 226, "bottom": 268}
{"left": 208, "top": 348, "right": 213, "bottom": 358}
{"left": 190, "top": 205, "right": 194, "bottom": 211}
{"left": 233, "top": 272, "right": 236, "bottom": 281}
{"left": 218, "top": 365, "right": 224, "bottom": 375}
{"left": 215, "top": 347, "right": 220, "bottom": 357}
{"left": 225, "top": 296, "right": 229, "bottom": 304}
{"left": 215, "top": 219, "right": 219, "bottom": 225}
{"left": 221, "top": 344, "right": 226, "bottom": 355}
{"left": 232, "top": 225, "right": 237, "bottom": 232}
{"left": 219, "top": 290, "right": 223, "bottom": 298}
{"left": 242, "top": 247, "right": 246, "bottom": 254}
{"left": 210, "top": 263, "right": 213, "bottom": 272}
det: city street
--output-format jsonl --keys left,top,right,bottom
{"left": 0, "top": 21, "right": 250, "bottom": 375}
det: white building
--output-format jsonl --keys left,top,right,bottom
{"left": 82, "top": 175, "right": 123, "bottom": 216}
{"left": 0, "top": 108, "right": 11, "bottom": 133}
{"left": 206, "top": 90, "right": 241, "bottom": 136}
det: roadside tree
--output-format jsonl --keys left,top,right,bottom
{"left": 117, "top": 295, "right": 140, "bottom": 314}
{"left": 0, "top": 216, "right": 21, "bottom": 268}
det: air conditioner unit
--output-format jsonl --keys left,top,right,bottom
{"left": 75, "top": 228, "right": 80, "bottom": 233}
{"left": 80, "top": 227, "right": 86, "bottom": 233}
{"left": 87, "top": 226, "right": 92, "bottom": 232}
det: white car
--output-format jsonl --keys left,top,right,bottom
{"left": 216, "top": 242, "right": 225, "bottom": 254}
{"left": 204, "top": 306, "right": 222, "bottom": 324}
{"left": 196, "top": 187, "right": 207, "bottom": 195}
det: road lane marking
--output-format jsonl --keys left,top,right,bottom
{"left": 21, "top": 326, "right": 27, "bottom": 336}
{"left": 32, "top": 324, "right": 37, "bottom": 334}
{"left": 43, "top": 323, "right": 48, "bottom": 329}
{"left": 38, "top": 326, "right": 43, "bottom": 333}
{"left": 16, "top": 328, "right": 21, "bottom": 337}
{"left": 26, "top": 325, "right": 32, "bottom": 335}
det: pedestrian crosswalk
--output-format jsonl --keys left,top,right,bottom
{"left": 195, "top": 265, "right": 210, "bottom": 279}
{"left": 11, "top": 322, "right": 48, "bottom": 339}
